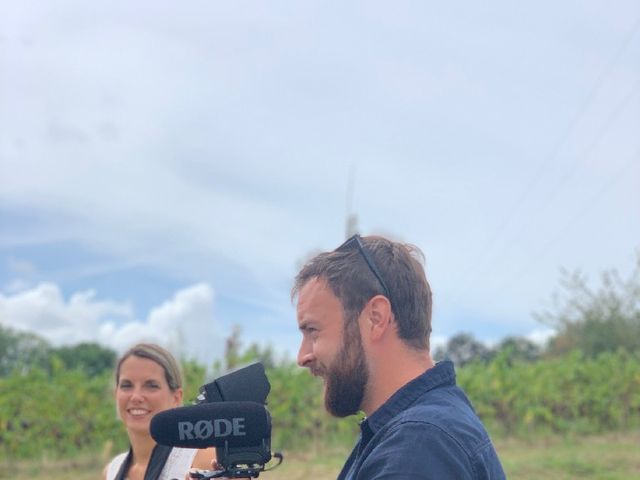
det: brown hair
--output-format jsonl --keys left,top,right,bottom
{"left": 292, "top": 235, "right": 433, "bottom": 350}
{"left": 115, "top": 343, "right": 183, "bottom": 391}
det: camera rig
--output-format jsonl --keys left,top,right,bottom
{"left": 190, "top": 362, "right": 283, "bottom": 479}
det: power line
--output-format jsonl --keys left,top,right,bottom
{"left": 473, "top": 79, "right": 640, "bottom": 278}
{"left": 492, "top": 146, "right": 640, "bottom": 298}
{"left": 522, "top": 79, "right": 640, "bottom": 224}
{"left": 455, "top": 16, "right": 640, "bottom": 293}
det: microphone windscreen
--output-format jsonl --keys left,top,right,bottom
{"left": 150, "top": 401, "right": 270, "bottom": 449}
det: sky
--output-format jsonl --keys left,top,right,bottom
{"left": 1, "top": 1, "right": 639, "bottom": 366}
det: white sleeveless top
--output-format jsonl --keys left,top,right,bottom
{"left": 106, "top": 447, "right": 198, "bottom": 480}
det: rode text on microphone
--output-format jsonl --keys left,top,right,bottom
{"left": 150, "top": 362, "right": 283, "bottom": 478}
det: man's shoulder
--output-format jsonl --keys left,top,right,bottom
{"left": 367, "top": 389, "right": 504, "bottom": 478}
{"left": 360, "top": 406, "right": 502, "bottom": 479}
{"left": 385, "top": 384, "right": 492, "bottom": 452}
{"left": 394, "top": 382, "right": 472, "bottom": 415}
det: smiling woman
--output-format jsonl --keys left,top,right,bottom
{"left": 103, "top": 343, "right": 215, "bottom": 480}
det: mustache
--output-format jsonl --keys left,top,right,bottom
{"left": 309, "top": 364, "right": 327, "bottom": 377}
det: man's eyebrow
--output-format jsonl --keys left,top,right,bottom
{"left": 298, "top": 320, "right": 315, "bottom": 331}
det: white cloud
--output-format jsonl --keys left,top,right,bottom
{"left": 525, "top": 328, "right": 556, "bottom": 347}
{"left": 0, "top": 282, "right": 224, "bottom": 364}
{"left": 0, "top": 283, "right": 132, "bottom": 344}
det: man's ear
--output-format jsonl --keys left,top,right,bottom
{"left": 366, "top": 295, "right": 394, "bottom": 341}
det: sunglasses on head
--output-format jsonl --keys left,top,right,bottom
{"left": 336, "top": 234, "right": 391, "bottom": 300}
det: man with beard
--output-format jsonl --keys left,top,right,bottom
{"left": 292, "top": 234, "right": 505, "bottom": 479}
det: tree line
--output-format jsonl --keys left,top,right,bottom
{"left": 0, "top": 256, "right": 638, "bottom": 460}
{"left": 436, "top": 255, "right": 640, "bottom": 365}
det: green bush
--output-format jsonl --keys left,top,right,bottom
{"left": 459, "top": 349, "right": 640, "bottom": 435}
{"left": 1, "top": 350, "right": 638, "bottom": 460}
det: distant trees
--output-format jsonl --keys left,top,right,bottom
{"left": 219, "top": 325, "right": 279, "bottom": 373}
{"left": 52, "top": 342, "right": 117, "bottom": 377}
{"left": 0, "top": 325, "right": 52, "bottom": 376}
{"left": 494, "top": 336, "right": 541, "bottom": 363}
{"left": 436, "top": 255, "right": 640, "bottom": 365}
{"left": 434, "top": 333, "right": 541, "bottom": 367}
{"left": 434, "top": 333, "right": 492, "bottom": 366}
{"left": 0, "top": 326, "right": 116, "bottom": 377}
{"left": 536, "top": 254, "right": 640, "bottom": 358}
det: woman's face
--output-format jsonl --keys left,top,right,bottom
{"left": 116, "top": 355, "right": 183, "bottom": 436}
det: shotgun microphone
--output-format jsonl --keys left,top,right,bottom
{"left": 150, "top": 401, "right": 270, "bottom": 449}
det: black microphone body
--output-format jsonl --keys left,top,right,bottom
{"left": 150, "top": 401, "right": 271, "bottom": 449}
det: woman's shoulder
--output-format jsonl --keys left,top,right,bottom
{"left": 165, "top": 446, "right": 215, "bottom": 467}
{"left": 159, "top": 447, "right": 198, "bottom": 479}
{"left": 104, "top": 451, "right": 129, "bottom": 480}
{"left": 167, "top": 447, "right": 198, "bottom": 465}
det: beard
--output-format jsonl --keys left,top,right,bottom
{"left": 322, "top": 320, "right": 369, "bottom": 417}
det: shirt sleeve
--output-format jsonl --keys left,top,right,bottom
{"left": 355, "top": 421, "right": 477, "bottom": 480}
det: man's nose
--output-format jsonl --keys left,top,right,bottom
{"left": 297, "top": 340, "right": 314, "bottom": 368}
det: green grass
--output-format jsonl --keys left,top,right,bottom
{"left": 2, "top": 431, "right": 639, "bottom": 479}
{"left": 495, "top": 431, "right": 640, "bottom": 479}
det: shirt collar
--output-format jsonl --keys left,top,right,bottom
{"left": 361, "top": 360, "right": 456, "bottom": 435}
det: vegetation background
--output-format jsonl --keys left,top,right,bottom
{"left": 1, "top": 259, "right": 639, "bottom": 478}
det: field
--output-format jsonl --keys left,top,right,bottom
{"left": 2, "top": 431, "right": 638, "bottom": 479}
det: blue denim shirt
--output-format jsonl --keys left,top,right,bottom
{"left": 337, "top": 361, "right": 506, "bottom": 479}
